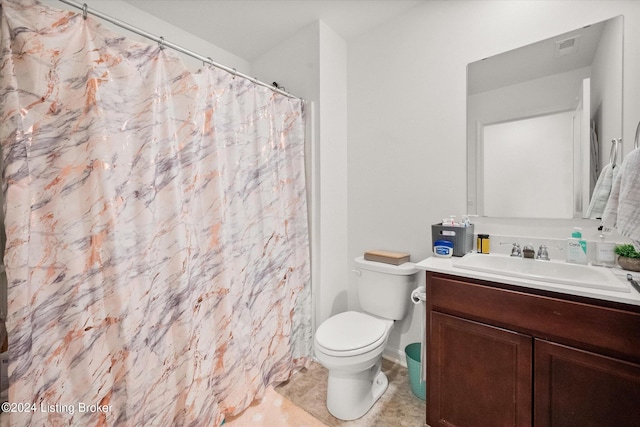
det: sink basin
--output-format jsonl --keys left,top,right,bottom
{"left": 453, "top": 253, "right": 629, "bottom": 293}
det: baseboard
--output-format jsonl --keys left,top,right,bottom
{"left": 383, "top": 348, "right": 407, "bottom": 368}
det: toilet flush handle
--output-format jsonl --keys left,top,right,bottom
{"left": 352, "top": 269, "right": 362, "bottom": 277}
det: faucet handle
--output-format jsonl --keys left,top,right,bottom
{"left": 500, "top": 242, "right": 522, "bottom": 257}
{"left": 536, "top": 245, "right": 550, "bottom": 261}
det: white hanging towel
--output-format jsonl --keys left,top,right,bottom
{"left": 602, "top": 148, "right": 640, "bottom": 250}
{"left": 586, "top": 163, "right": 618, "bottom": 219}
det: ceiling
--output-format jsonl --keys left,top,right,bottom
{"left": 468, "top": 18, "right": 610, "bottom": 95}
{"left": 122, "top": 0, "right": 423, "bottom": 60}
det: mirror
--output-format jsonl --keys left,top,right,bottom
{"left": 467, "top": 16, "right": 623, "bottom": 219}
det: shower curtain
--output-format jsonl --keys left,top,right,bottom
{"left": 0, "top": 1, "right": 311, "bottom": 426}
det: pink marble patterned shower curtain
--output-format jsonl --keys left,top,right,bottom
{"left": 0, "top": 1, "right": 311, "bottom": 425}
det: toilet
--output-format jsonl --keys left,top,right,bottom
{"left": 314, "top": 256, "right": 419, "bottom": 420}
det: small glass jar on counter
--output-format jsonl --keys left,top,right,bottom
{"left": 477, "top": 234, "right": 490, "bottom": 254}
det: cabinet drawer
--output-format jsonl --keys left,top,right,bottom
{"left": 427, "top": 272, "right": 640, "bottom": 363}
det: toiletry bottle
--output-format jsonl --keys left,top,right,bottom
{"left": 477, "top": 234, "right": 490, "bottom": 254}
{"left": 566, "top": 227, "right": 588, "bottom": 265}
{"left": 594, "top": 233, "right": 616, "bottom": 267}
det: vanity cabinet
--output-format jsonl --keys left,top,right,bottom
{"left": 430, "top": 312, "right": 532, "bottom": 426}
{"left": 426, "top": 272, "right": 640, "bottom": 427}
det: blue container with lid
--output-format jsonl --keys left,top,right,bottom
{"left": 433, "top": 239, "right": 454, "bottom": 258}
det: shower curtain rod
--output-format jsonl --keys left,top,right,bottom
{"left": 57, "top": 0, "right": 301, "bottom": 100}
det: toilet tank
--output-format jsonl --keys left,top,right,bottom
{"left": 353, "top": 256, "right": 419, "bottom": 320}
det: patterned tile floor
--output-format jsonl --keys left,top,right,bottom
{"left": 224, "top": 387, "right": 328, "bottom": 427}
{"left": 226, "top": 359, "right": 427, "bottom": 427}
{"left": 275, "top": 359, "right": 427, "bottom": 427}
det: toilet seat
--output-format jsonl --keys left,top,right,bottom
{"left": 315, "top": 311, "right": 391, "bottom": 357}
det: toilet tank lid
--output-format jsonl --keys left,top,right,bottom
{"left": 354, "top": 256, "right": 418, "bottom": 275}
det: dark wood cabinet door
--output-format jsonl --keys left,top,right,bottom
{"left": 429, "top": 312, "right": 533, "bottom": 427}
{"left": 534, "top": 339, "right": 640, "bottom": 427}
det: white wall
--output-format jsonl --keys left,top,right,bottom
{"left": 348, "top": 0, "right": 640, "bottom": 362}
{"left": 467, "top": 67, "right": 590, "bottom": 215}
{"left": 483, "top": 112, "right": 574, "bottom": 218}
{"left": 43, "top": 0, "right": 251, "bottom": 74}
{"left": 316, "top": 23, "right": 349, "bottom": 324}
{"left": 592, "top": 15, "right": 625, "bottom": 169}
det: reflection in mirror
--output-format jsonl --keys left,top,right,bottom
{"left": 467, "top": 16, "right": 623, "bottom": 219}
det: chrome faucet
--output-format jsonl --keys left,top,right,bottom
{"left": 501, "top": 242, "right": 556, "bottom": 260}
{"left": 501, "top": 242, "right": 522, "bottom": 257}
{"left": 536, "top": 245, "right": 550, "bottom": 261}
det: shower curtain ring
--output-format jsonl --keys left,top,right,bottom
{"left": 204, "top": 57, "right": 213, "bottom": 67}
{"left": 82, "top": 3, "right": 88, "bottom": 20}
{"left": 158, "top": 36, "right": 165, "bottom": 50}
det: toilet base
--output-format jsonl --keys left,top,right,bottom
{"left": 326, "top": 360, "right": 389, "bottom": 420}
{"left": 371, "top": 370, "right": 389, "bottom": 402}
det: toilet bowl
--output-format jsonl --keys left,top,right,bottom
{"left": 314, "top": 311, "right": 394, "bottom": 420}
{"left": 314, "top": 256, "right": 418, "bottom": 420}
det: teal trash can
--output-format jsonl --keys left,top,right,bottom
{"left": 405, "top": 343, "right": 426, "bottom": 400}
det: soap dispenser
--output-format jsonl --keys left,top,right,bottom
{"left": 566, "top": 227, "right": 588, "bottom": 265}
{"left": 594, "top": 232, "right": 616, "bottom": 267}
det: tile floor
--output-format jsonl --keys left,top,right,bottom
{"left": 224, "top": 387, "right": 328, "bottom": 427}
{"left": 274, "top": 359, "right": 427, "bottom": 427}
{"left": 225, "top": 358, "right": 427, "bottom": 427}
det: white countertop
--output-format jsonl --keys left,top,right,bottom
{"left": 415, "top": 256, "right": 640, "bottom": 307}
